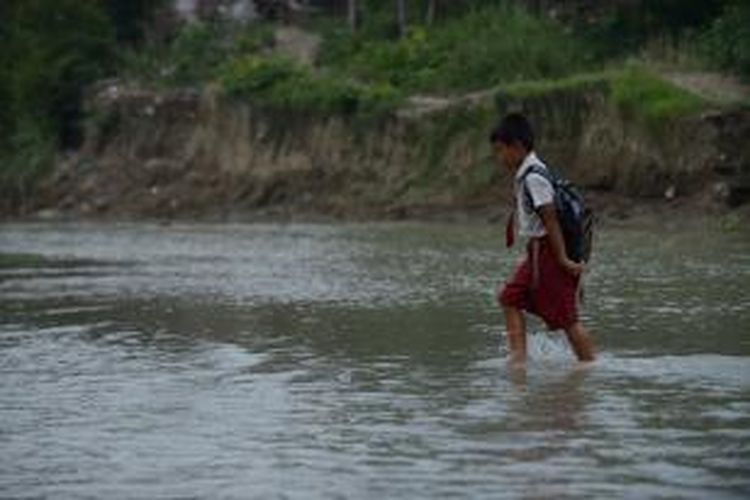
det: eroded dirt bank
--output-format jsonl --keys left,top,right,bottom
{"left": 23, "top": 79, "right": 750, "bottom": 224}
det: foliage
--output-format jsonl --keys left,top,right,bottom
{"left": 491, "top": 67, "right": 707, "bottom": 129}
{"left": 0, "top": 0, "right": 116, "bottom": 207}
{"left": 319, "top": 3, "right": 596, "bottom": 94}
{"left": 103, "top": 0, "right": 169, "bottom": 44}
{"left": 348, "top": 0, "right": 501, "bottom": 38}
{"left": 610, "top": 67, "right": 707, "bottom": 126}
{"left": 120, "top": 22, "right": 275, "bottom": 87}
{"left": 219, "top": 55, "right": 403, "bottom": 116}
{"left": 150, "top": 22, "right": 226, "bottom": 85}
{"left": 700, "top": 1, "right": 750, "bottom": 80}
{"left": 0, "top": 118, "right": 57, "bottom": 210}
{"left": 0, "top": 26, "right": 11, "bottom": 152}
{"left": 499, "top": 72, "right": 611, "bottom": 100}
{"left": 3, "top": 0, "right": 115, "bottom": 140}
{"left": 220, "top": 56, "right": 302, "bottom": 95}
{"left": 578, "top": 0, "right": 731, "bottom": 59}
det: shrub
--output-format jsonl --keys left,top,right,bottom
{"left": 6, "top": 0, "right": 115, "bottom": 145}
{"left": 1, "top": 0, "right": 115, "bottom": 208}
{"left": 221, "top": 56, "right": 304, "bottom": 96}
{"left": 219, "top": 55, "right": 402, "bottom": 116}
{"left": 319, "top": 3, "right": 595, "bottom": 94}
{"left": 119, "top": 22, "right": 275, "bottom": 87}
{"left": 104, "top": 0, "right": 169, "bottom": 44}
{"left": 700, "top": 1, "right": 750, "bottom": 80}
{"left": 0, "top": 118, "right": 57, "bottom": 210}
{"left": 574, "top": 0, "right": 729, "bottom": 60}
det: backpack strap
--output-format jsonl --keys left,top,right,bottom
{"left": 519, "top": 164, "right": 553, "bottom": 213}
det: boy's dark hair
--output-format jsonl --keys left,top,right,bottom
{"left": 489, "top": 113, "right": 535, "bottom": 151}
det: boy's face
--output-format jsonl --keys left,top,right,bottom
{"left": 492, "top": 140, "right": 526, "bottom": 173}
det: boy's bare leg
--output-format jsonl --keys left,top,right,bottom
{"left": 503, "top": 306, "right": 527, "bottom": 364}
{"left": 564, "top": 322, "right": 596, "bottom": 362}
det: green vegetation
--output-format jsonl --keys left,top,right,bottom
{"left": 219, "top": 56, "right": 402, "bottom": 116}
{"left": 493, "top": 67, "right": 708, "bottom": 129}
{"left": 123, "top": 2, "right": 595, "bottom": 114}
{"left": 610, "top": 67, "right": 708, "bottom": 125}
{"left": 579, "top": 0, "right": 728, "bottom": 60}
{"left": 319, "top": 3, "right": 595, "bottom": 94}
{"left": 118, "top": 20, "right": 402, "bottom": 116}
{"left": 0, "top": 0, "right": 172, "bottom": 209}
{"left": 1, "top": 0, "right": 748, "bottom": 214}
{"left": 499, "top": 72, "right": 612, "bottom": 100}
{"left": 120, "top": 22, "right": 276, "bottom": 87}
{"left": 0, "top": 0, "right": 116, "bottom": 209}
{"left": 103, "top": 0, "right": 169, "bottom": 44}
{"left": 700, "top": 1, "right": 750, "bottom": 80}
{"left": 583, "top": 0, "right": 750, "bottom": 81}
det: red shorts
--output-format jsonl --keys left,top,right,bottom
{"left": 497, "top": 237, "right": 579, "bottom": 330}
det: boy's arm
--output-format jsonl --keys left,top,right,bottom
{"left": 538, "top": 204, "right": 584, "bottom": 276}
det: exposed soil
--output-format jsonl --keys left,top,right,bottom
{"left": 663, "top": 70, "right": 750, "bottom": 105}
{"left": 6, "top": 66, "right": 750, "bottom": 227}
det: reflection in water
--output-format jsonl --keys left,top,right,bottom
{"left": 1, "top": 222, "right": 749, "bottom": 499}
{"left": 507, "top": 363, "right": 590, "bottom": 432}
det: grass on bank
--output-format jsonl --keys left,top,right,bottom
{"left": 218, "top": 55, "right": 403, "bottom": 116}
{"left": 498, "top": 72, "right": 612, "bottom": 100}
{"left": 610, "top": 66, "right": 708, "bottom": 124}
{"left": 489, "top": 67, "right": 711, "bottom": 151}
{"left": 497, "top": 66, "right": 709, "bottom": 121}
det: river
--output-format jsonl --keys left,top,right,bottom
{"left": 1, "top": 221, "right": 749, "bottom": 499}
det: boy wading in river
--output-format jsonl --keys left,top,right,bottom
{"left": 491, "top": 113, "right": 595, "bottom": 364}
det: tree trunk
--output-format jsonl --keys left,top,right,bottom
{"left": 396, "top": 0, "right": 407, "bottom": 38}
{"left": 425, "top": 0, "right": 436, "bottom": 25}
{"left": 348, "top": 0, "right": 358, "bottom": 32}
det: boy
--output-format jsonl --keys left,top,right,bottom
{"left": 490, "top": 112, "right": 595, "bottom": 364}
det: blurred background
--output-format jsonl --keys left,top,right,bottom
{"left": 0, "top": 0, "right": 748, "bottom": 221}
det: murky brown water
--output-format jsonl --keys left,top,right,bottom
{"left": 1, "top": 222, "right": 749, "bottom": 499}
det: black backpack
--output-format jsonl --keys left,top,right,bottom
{"left": 521, "top": 165, "right": 594, "bottom": 263}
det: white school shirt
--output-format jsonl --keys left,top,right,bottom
{"left": 515, "top": 152, "right": 554, "bottom": 238}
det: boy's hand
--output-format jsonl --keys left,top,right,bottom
{"left": 539, "top": 205, "right": 585, "bottom": 277}
{"left": 563, "top": 260, "right": 585, "bottom": 277}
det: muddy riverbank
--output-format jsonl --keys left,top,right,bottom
{"left": 8, "top": 76, "right": 750, "bottom": 225}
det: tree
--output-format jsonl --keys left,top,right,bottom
{"left": 396, "top": 0, "right": 407, "bottom": 38}
{"left": 2, "top": 0, "right": 115, "bottom": 148}
{"left": 425, "top": 0, "right": 436, "bottom": 25}
{"left": 0, "top": 0, "right": 117, "bottom": 210}
{"left": 103, "top": 0, "right": 168, "bottom": 45}
{"left": 348, "top": 0, "right": 358, "bottom": 32}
